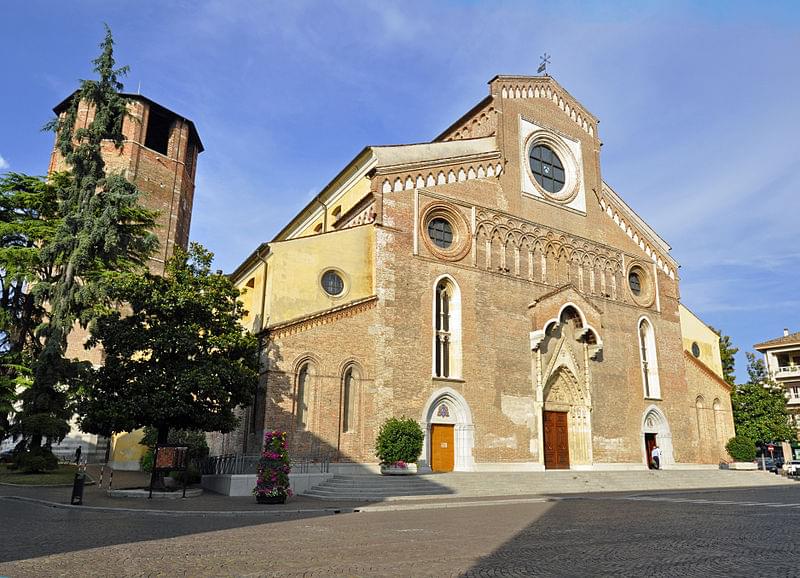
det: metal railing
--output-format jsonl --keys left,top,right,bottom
{"left": 198, "top": 453, "right": 331, "bottom": 475}
{"left": 775, "top": 366, "right": 800, "bottom": 378}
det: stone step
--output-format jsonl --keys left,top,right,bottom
{"left": 302, "top": 470, "right": 796, "bottom": 500}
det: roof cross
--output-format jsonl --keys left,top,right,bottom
{"left": 537, "top": 53, "right": 551, "bottom": 76}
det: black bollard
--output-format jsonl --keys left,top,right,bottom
{"left": 70, "top": 470, "right": 86, "bottom": 505}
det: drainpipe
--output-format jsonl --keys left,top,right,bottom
{"left": 251, "top": 244, "right": 270, "bottom": 444}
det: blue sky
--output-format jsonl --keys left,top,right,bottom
{"left": 1, "top": 1, "right": 798, "bottom": 381}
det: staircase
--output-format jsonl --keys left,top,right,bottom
{"left": 302, "top": 470, "right": 796, "bottom": 501}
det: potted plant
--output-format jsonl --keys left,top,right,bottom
{"left": 375, "top": 417, "right": 424, "bottom": 475}
{"left": 725, "top": 435, "right": 757, "bottom": 470}
{"left": 253, "top": 430, "right": 293, "bottom": 503}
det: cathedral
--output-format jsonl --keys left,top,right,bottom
{"left": 229, "top": 75, "right": 734, "bottom": 471}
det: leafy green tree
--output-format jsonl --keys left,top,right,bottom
{"left": 731, "top": 352, "right": 794, "bottom": 443}
{"left": 78, "top": 243, "right": 259, "bottom": 448}
{"left": 710, "top": 326, "right": 738, "bottom": 387}
{"left": 0, "top": 173, "right": 62, "bottom": 440}
{"left": 8, "top": 28, "right": 157, "bottom": 463}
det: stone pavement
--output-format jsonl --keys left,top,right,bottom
{"left": 1, "top": 466, "right": 795, "bottom": 515}
{"left": 2, "top": 485, "right": 800, "bottom": 576}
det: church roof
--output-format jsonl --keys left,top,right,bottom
{"left": 684, "top": 350, "right": 732, "bottom": 391}
{"left": 371, "top": 137, "right": 496, "bottom": 168}
{"left": 754, "top": 331, "right": 800, "bottom": 351}
{"left": 271, "top": 137, "right": 499, "bottom": 242}
{"left": 599, "top": 181, "right": 676, "bottom": 272}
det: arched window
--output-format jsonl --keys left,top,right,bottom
{"left": 433, "top": 277, "right": 462, "bottom": 379}
{"left": 638, "top": 318, "right": 661, "bottom": 398}
{"left": 435, "top": 281, "right": 451, "bottom": 377}
{"left": 560, "top": 305, "right": 583, "bottom": 327}
{"left": 341, "top": 366, "right": 358, "bottom": 433}
{"left": 296, "top": 363, "right": 310, "bottom": 429}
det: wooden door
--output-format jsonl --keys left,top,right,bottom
{"left": 645, "top": 433, "right": 657, "bottom": 468}
{"left": 543, "top": 411, "right": 570, "bottom": 469}
{"left": 431, "top": 424, "right": 455, "bottom": 472}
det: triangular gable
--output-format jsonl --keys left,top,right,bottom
{"left": 528, "top": 284, "right": 603, "bottom": 358}
{"left": 544, "top": 336, "right": 583, "bottom": 388}
{"left": 528, "top": 284, "right": 603, "bottom": 332}
{"left": 598, "top": 182, "right": 678, "bottom": 279}
{"left": 684, "top": 350, "right": 732, "bottom": 391}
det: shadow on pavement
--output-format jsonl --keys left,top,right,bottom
{"left": 460, "top": 484, "right": 800, "bottom": 576}
{"left": 0, "top": 494, "right": 354, "bottom": 564}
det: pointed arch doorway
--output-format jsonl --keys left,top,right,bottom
{"left": 541, "top": 367, "right": 592, "bottom": 469}
{"left": 420, "top": 387, "right": 475, "bottom": 472}
{"left": 642, "top": 405, "right": 674, "bottom": 468}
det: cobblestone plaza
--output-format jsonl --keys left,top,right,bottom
{"left": 3, "top": 485, "right": 800, "bottom": 576}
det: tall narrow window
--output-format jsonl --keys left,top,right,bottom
{"left": 435, "top": 281, "right": 451, "bottom": 378}
{"left": 342, "top": 366, "right": 357, "bottom": 433}
{"left": 638, "top": 319, "right": 660, "bottom": 398}
{"left": 144, "top": 107, "right": 172, "bottom": 155}
{"left": 296, "top": 363, "right": 310, "bottom": 429}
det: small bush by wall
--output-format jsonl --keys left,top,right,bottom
{"left": 375, "top": 417, "right": 424, "bottom": 465}
{"left": 726, "top": 436, "right": 756, "bottom": 462}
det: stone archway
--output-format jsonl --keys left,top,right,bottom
{"left": 642, "top": 405, "right": 674, "bottom": 468}
{"left": 419, "top": 387, "right": 475, "bottom": 472}
{"left": 541, "top": 367, "right": 592, "bottom": 468}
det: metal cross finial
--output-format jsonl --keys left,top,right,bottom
{"left": 537, "top": 53, "right": 551, "bottom": 76}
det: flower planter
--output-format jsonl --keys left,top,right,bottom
{"left": 256, "top": 494, "right": 287, "bottom": 504}
{"left": 380, "top": 463, "right": 418, "bottom": 476}
{"left": 728, "top": 461, "right": 757, "bottom": 471}
{"left": 253, "top": 431, "right": 293, "bottom": 504}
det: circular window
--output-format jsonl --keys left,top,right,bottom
{"left": 627, "top": 264, "right": 654, "bottom": 307}
{"left": 321, "top": 270, "right": 344, "bottom": 296}
{"left": 628, "top": 271, "right": 642, "bottom": 296}
{"left": 427, "top": 218, "right": 453, "bottom": 249}
{"left": 420, "top": 203, "right": 471, "bottom": 262}
{"left": 529, "top": 144, "right": 565, "bottom": 194}
{"left": 691, "top": 342, "right": 701, "bottom": 358}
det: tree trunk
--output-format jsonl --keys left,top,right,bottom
{"left": 150, "top": 425, "right": 171, "bottom": 491}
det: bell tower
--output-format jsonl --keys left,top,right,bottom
{"left": 49, "top": 93, "right": 204, "bottom": 275}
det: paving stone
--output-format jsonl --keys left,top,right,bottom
{"left": 2, "top": 486, "right": 799, "bottom": 576}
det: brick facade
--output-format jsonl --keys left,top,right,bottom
{"left": 236, "top": 75, "right": 732, "bottom": 470}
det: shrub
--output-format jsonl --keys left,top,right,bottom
{"left": 15, "top": 448, "right": 59, "bottom": 473}
{"left": 375, "top": 417, "right": 424, "bottom": 465}
{"left": 726, "top": 435, "right": 756, "bottom": 462}
{"left": 253, "top": 430, "right": 292, "bottom": 499}
{"left": 140, "top": 427, "right": 210, "bottom": 473}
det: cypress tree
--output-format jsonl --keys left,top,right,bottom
{"left": 9, "top": 27, "right": 158, "bottom": 465}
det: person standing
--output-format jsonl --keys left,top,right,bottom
{"left": 74, "top": 445, "right": 82, "bottom": 465}
{"left": 651, "top": 444, "right": 662, "bottom": 470}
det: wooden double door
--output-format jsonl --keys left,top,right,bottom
{"left": 543, "top": 411, "right": 570, "bottom": 470}
{"left": 430, "top": 424, "right": 454, "bottom": 472}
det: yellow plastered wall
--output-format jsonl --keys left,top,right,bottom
{"left": 237, "top": 262, "right": 268, "bottom": 333}
{"left": 263, "top": 225, "right": 374, "bottom": 326}
{"left": 295, "top": 176, "right": 372, "bottom": 238}
{"left": 110, "top": 428, "right": 147, "bottom": 470}
{"left": 679, "top": 304, "right": 723, "bottom": 377}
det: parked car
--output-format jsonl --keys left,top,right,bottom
{"left": 756, "top": 457, "right": 781, "bottom": 473}
{"left": 784, "top": 460, "right": 800, "bottom": 476}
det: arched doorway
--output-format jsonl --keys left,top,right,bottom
{"left": 420, "top": 388, "right": 475, "bottom": 472}
{"left": 642, "top": 405, "right": 674, "bottom": 468}
{"left": 542, "top": 368, "right": 592, "bottom": 469}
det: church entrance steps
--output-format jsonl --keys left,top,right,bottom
{"left": 301, "top": 470, "right": 795, "bottom": 501}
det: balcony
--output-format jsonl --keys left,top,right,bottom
{"left": 774, "top": 365, "right": 800, "bottom": 379}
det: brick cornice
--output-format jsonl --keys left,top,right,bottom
{"left": 264, "top": 295, "right": 378, "bottom": 339}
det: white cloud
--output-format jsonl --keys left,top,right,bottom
{"left": 0, "top": 154, "right": 8, "bottom": 170}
